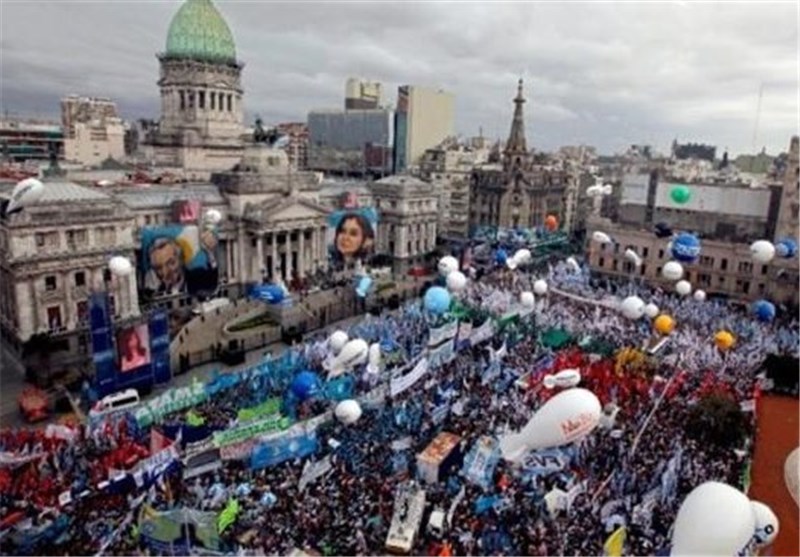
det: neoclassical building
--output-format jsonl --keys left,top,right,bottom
{"left": 470, "top": 80, "right": 568, "bottom": 232}
{"left": 144, "top": 0, "right": 246, "bottom": 172}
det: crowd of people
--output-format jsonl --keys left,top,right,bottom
{"left": 0, "top": 256, "right": 797, "bottom": 556}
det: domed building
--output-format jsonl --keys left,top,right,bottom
{"left": 144, "top": 0, "right": 245, "bottom": 173}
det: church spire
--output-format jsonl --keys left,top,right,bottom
{"left": 505, "top": 79, "right": 527, "bottom": 155}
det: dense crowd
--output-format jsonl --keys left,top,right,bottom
{"left": 0, "top": 257, "right": 797, "bottom": 556}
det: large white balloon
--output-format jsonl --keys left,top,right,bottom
{"left": 438, "top": 256, "right": 459, "bottom": 276}
{"left": 565, "top": 257, "right": 580, "bottom": 273}
{"left": 499, "top": 388, "right": 601, "bottom": 461}
{"left": 506, "top": 257, "right": 519, "bottom": 270}
{"left": 328, "top": 331, "right": 349, "bottom": 354}
{"left": 586, "top": 184, "right": 604, "bottom": 197}
{"left": 624, "top": 248, "right": 642, "bottom": 267}
{"left": 693, "top": 289, "right": 706, "bottom": 302}
{"left": 662, "top": 261, "right": 685, "bottom": 281}
{"left": 446, "top": 271, "right": 468, "bottom": 292}
{"left": 6, "top": 178, "right": 45, "bottom": 214}
{"left": 334, "top": 400, "right": 362, "bottom": 425}
{"left": 750, "top": 501, "right": 779, "bottom": 548}
{"left": 542, "top": 368, "right": 581, "bottom": 390}
{"left": 108, "top": 256, "right": 133, "bottom": 277}
{"left": 514, "top": 249, "right": 532, "bottom": 264}
{"left": 520, "top": 291, "right": 535, "bottom": 309}
{"left": 592, "top": 231, "right": 612, "bottom": 244}
{"left": 327, "top": 339, "right": 369, "bottom": 378}
{"left": 367, "top": 342, "right": 382, "bottom": 370}
{"left": 786, "top": 447, "right": 800, "bottom": 508}
{"left": 204, "top": 208, "right": 222, "bottom": 225}
{"left": 670, "top": 482, "right": 755, "bottom": 556}
{"left": 644, "top": 303, "right": 660, "bottom": 319}
{"left": 619, "top": 296, "right": 646, "bottom": 320}
{"left": 602, "top": 184, "right": 613, "bottom": 195}
{"left": 533, "top": 280, "right": 548, "bottom": 296}
{"left": 675, "top": 280, "right": 692, "bottom": 297}
{"left": 750, "top": 240, "right": 776, "bottom": 264}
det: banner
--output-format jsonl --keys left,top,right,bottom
{"left": 135, "top": 380, "right": 207, "bottom": 427}
{"left": 469, "top": 319, "right": 495, "bottom": 346}
{"left": 521, "top": 448, "right": 570, "bottom": 477}
{"left": 139, "top": 505, "right": 220, "bottom": 553}
{"left": 428, "top": 339, "right": 456, "bottom": 369}
{"left": 428, "top": 321, "right": 459, "bottom": 349}
{"left": 250, "top": 430, "right": 319, "bottom": 470}
{"left": 298, "top": 456, "right": 333, "bottom": 492}
{"left": 219, "top": 439, "right": 257, "bottom": 462}
{"left": 135, "top": 443, "right": 179, "bottom": 478}
{"left": 237, "top": 398, "right": 282, "bottom": 423}
{"left": 390, "top": 357, "right": 429, "bottom": 397}
{"left": 212, "top": 415, "right": 292, "bottom": 448}
{"left": 462, "top": 436, "right": 500, "bottom": 488}
{"left": 0, "top": 452, "right": 46, "bottom": 468}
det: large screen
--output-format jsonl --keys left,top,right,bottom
{"left": 117, "top": 324, "right": 151, "bottom": 373}
{"left": 172, "top": 200, "right": 202, "bottom": 224}
{"left": 327, "top": 207, "right": 379, "bottom": 268}
{"left": 141, "top": 225, "right": 219, "bottom": 296}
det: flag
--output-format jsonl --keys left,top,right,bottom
{"left": 603, "top": 526, "right": 626, "bottom": 557}
{"left": 150, "top": 429, "right": 171, "bottom": 455}
{"left": 186, "top": 410, "right": 205, "bottom": 427}
{"left": 218, "top": 498, "right": 239, "bottom": 533}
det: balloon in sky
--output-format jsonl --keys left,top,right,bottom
{"left": 5, "top": 178, "right": 45, "bottom": 215}
{"left": 714, "top": 330, "right": 736, "bottom": 351}
{"left": 290, "top": 371, "right": 320, "bottom": 400}
{"left": 671, "top": 232, "right": 701, "bottom": 263}
{"left": 662, "top": 261, "right": 684, "bottom": 281}
{"left": 424, "top": 286, "right": 452, "bottom": 315}
{"left": 544, "top": 215, "right": 559, "bottom": 231}
{"left": 675, "top": 280, "right": 692, "bottom": 297}
{"left": 619, "top": 296, "right": 646, "bottom": 320}
{"left": 533, "top": 279, "right": 548, "bottom": 296}
{"left": 644, "top": 303, "right": 660, "bottom": 319}
{"left": 752, "top": 299, "right": 776, "bottom": 322}
{"left": 750, "top": 240, "right": 776, "bottom": 264}
{"left": 446, "top": 270, "right": 468, "bottom": 292}
{"left": 108, "top": 256, "right": 133, "bottom": 277}
{"left": 654, "top": 314, "right": 675, "bottom": 335}
{"left": 670, "top": 184, "right": 692, "bottom": 204}
{"left": 334, "top": 400, "right": 363, "bottom": 425}
{"left": 520, "top": 291, "right": 535, "bottom": 309}
{"left": 328, "top": 331, "right": 349, "bottom": 355}
{"left": 670, "top": 482, "right": 755, "bottom": 556}
{"left": 592, "top": 231, "right": 612, "bottom": 244}
{"left": 437, "top": 256, "right": 459, "bottom": 277}
{"left": 749, "top": 501, "right": 779, "bottom": 548}
{"left": 693, "top": 289, "right": 707, "bottom": 302}
{"left": 499, "top": 388, "right": 602, "bottom": 461}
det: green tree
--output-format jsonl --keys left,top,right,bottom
{"left": 685, "top": 394, "right": 749, "bottom": 448}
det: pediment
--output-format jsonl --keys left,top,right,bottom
{"left": 251, "top": 196, "right": 330, "bottom": 223}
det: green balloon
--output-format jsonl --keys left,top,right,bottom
{"left": 670, "top": 185, "right": 691, "bottom": 204}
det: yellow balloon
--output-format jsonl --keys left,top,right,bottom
{"left": 654, "top": 314, "right": 675, "bottom": 335}
{"left": 714, "top": 330, "right": 736, "bottom": 351}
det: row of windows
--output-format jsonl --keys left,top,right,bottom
{"left": 44, "top": 269, "right": 112, "bottom": 291}
{"left": 178, "top": 90, "right": 234, "bottom": 112}
{"left": 602, "top": 243, "right": 770, "bottom": 276}
{"left": 34, "top": 227, "right": 116, "bottom": 250}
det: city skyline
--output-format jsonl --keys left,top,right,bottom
{"left": 1, "top": 0, "right": 798, "bottom": 157}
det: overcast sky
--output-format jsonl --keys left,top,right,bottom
{"left": 1, "top": 0, "right": 797, "bottom": 156}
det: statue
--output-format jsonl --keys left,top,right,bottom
{"left": 253, "top": 116, "right": 281, "bottom": 147}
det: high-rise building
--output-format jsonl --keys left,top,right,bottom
{"left": 0, "top": 119, "right": 63, "bottom": 162}
{"left": 774, "top": 136, "right": 799, "bottom": 243}
{"left": 345, "top": 78, "right": 382, "bottom": 110}
{"left": 276, "top": 122, "right": 310, "bottom": 169}
{"left": 393, "top": 86, "right": 455, "bottom": 173}
{"left": 144, "top": 0, "right": 245, "bottom": 173}
{"left": 307, "top": 109, "right": 394, "bottom": 176}
{"left": 60, "top": 96, "right": 125, "bottom": 166}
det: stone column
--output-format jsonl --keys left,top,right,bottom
{"left": 15, "top": 280, "right": 35, "bottom": 340}
{"left": 271, "top": 232, "right": 278, "bottom": 281}
{"left": 255, "top": 235, "right": 265, "bottom": 282}
{"left": 63, "top": 270, "right": 74, "bottom": 328}
{"left": 285, "top": 230, "right": 293, "bottom": 282}
{"left": 319, "top": 225, "right": 328, "bottom": 271}
{"left": 298, "top": 228, "right": 306, "bottom": 278}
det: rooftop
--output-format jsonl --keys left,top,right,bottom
{"left": 112, "top": 184, "right": 224, "bottom": 209}
{"left": 0, "top": 181, "right": 110, "bottom": 203}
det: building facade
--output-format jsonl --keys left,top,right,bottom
{"left": 0, "top": 119, "right": 63, "bottom": 162}
{"left": 470, "top": 80, "right": 567, "bottom": 233}
{"left": 307, "top": 109, "right": 394, "bottom": 176}
{"left": 393, "top": 86, "right": 455, "bottom": 173}
{"left": 345, "top": 78, "right": 383, "bottom": 110}
{"left": 143, "top": 0, "right": 245, "bottom": 173}
{"left": 275, "top": 122, "right": 309, "bottom": 170}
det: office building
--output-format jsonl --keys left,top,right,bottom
{"left": 345, "top": 78, "right": 383, "bottom": 110}
{"left": 308, "top": 109, "right": 394, "bottom": 176}
{"left": 393, "top": 86, "right": 455, "bottom": 173}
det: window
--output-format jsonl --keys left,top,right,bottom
{"left": 658, "top": 249, "right": 664, "bottom": 259}
{"left": 642, "top": 247, "right": 649, "bottom": 258}
{"left": 179, "top": 90, "right": 185, "bottom": 110}
{"left": 720, "top": 258, "right": 728, "bottom": 271}
{"left": 45, "top": 275, "right": 57, "bottom": 291}
{"left": 77, "top": 301, "right": 88, "bottom": 323}
{"left": 75, "top": 271, "right": 85, "bottom": 287}
{"left": 736, "top": 279, "right": 750, "bottom": 294}
{"left": 612, "top": 260, "right": 618, "bottom": 271}
{"left": 198, "top": 91, "right": 205, "bottom": 109}
{"left": 227, "top": 94, "right": 232, "bottom": 112}
{"left": 699, "top": 256, "right": 714, "bottom": 268}
{"left": 36, "top": 233, "right": 45, "bottom": 247}
{"left": 599, "top": 257, "right": 605, "bottom": 267}
{"left": 719, "top": 276, "right": 726, "bottom": 285}
{"left": 738, "top": 261, "right": 753, "bottom": 274}
{"left": 761, "top": 265, "right": 768, "bottom": 275}
{"left": 188, "top": 91, "right": 195, "bottom": 109}
{"left": 103, "top": 269, "right": 112, "bottom": 283}
{"left": 698, "top": 273, "right": 711, "bottom": 287}
{"left": 640, "top": 264, "right": 647, "bottom": 275}
{"left": 47, "top": 306, "right": 62, "bottom": 330}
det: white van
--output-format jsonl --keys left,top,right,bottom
{"left": 193, "top": 297, "right": 231, "bottom": 316}
{"left": 89, "top": 388, "right": 140, "bottom": 418}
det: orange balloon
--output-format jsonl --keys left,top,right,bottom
{"left": 544, "top": 215, "right": 558, "bottom": 231}
{"left": 654, "top": 314, "right": 675, "bottom": 335}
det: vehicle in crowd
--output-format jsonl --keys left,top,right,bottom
{"left": 88, "top": 388, "right": 140, "bottom": 419}
{"left": 193, "top": 297, "right": 231, "bottom": 316}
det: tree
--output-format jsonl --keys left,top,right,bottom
{"left": 685, "top": 394, "right": 749, "bottom": 448}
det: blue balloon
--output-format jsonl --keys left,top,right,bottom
{"left": 290, "top": 371, "right": 320, "bottom": 400}
{"left": 776, "top": 238, "right": 798, "bottom": 258}
{"left": 250, "top": 284, "right": 284, "bottom": 304}
{"left": 424, "top": 286, "right": 452, "bottom": 315}
{"left": 495, "top": 249, "right": 508, "bottom": 265}
{"left": 355, "top": 276, "right": 373, "bottom": 298}
{"left": 671, "top": 232, "right": 701, "bottom": 262}
{"left": 752, "top": 299, "right": 776, "bottom": 322}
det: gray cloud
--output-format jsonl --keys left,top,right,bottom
{"left": 1, "top": 0, "right": 797, "bottom": 155}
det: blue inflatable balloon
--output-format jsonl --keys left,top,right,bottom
{"left": 290, "top": 371, "right": 320, "bottom": 400}
{"left": 495, "top": 249, "right": 508, "bottom": 265}
{"left": 251, "top": 284, "right": 284, "bottom": 304}
{"left": 752, "top": 300, "right": 776, "bottom": 323}
{"left": 424, "top": 286, "right": 452, "bottom": 315}
{"left": 776, "top": 238, "right": 798, "bottom": 258}
{"left": 671, "top": 232, "right": 701, "bottom": 263}
{"left": 355, "top": 276, "right": 373, "bottom": 298}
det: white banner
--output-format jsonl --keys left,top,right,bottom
{"left": 0, "top": 451, "right": 46, "bottom": 468}
{"left": 428, "top": 339, "right": 456, "bottom": 369}
{"left": 544, "top": 487, "right": 568, "bottom": 515}
{"left": 390, "top": 357, "right": 429, "bottom": 398}
{"left": 469, "top": 320, "right": 495, "bottom": 346}
{"left": 135, "top": 443, "right": 179, "bottom": 476}
{"left": 428, "top": 321, "right": 459, "bottom": 348}
{"left": 298, "top": 456, "right": 333, "bottom": 492}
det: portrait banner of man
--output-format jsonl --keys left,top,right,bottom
{"left": 141, "top": 225, "right": 219, "bottom": 297}
{"left": 117, "top": 324, "right": 151, "bottom": 373}
{"left": 327, "top": 207, "right": 379, "bottom": 269}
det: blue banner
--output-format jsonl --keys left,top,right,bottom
{"left": 250, "top": 430, "right": 319, "bottom": 470}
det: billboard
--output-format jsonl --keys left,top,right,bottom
{"left": 327, "top": 207, "right": 379, "bottom": 267}
{"left": 172, "top": 200, "right": 202, "bottom": 224}
{"left": 141, "top": 225, "right": 219, "bottom": 296}
{"left": 117, "top": 323, "right": 151, "bottom": 373}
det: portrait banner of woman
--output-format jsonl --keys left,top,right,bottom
{"left": 328, "top": 208, "right": 378, "bottom": 268}
{"left": 117, "top": 324, "right": 151, "bottom": 373}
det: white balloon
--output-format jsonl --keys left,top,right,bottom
{"left": 671, "top": 482, "right": 755, "bottom": 556}
{"left": 506, "top": 257, "right": 519, "bottom": 270}
{"left": 750, "top": 240, "right": 776, "bottom": 264}
{"left": 693, "top": 289, "right": 706, "bottom": 302}
{"left": 108, "top": 256, "right": 133, "bottom": 277}
{"left": 520, "top": 291, "right": 535, "bottom": 309}
{"left": 624, "top": 248, "right": 642, "bottom": 267}
{"left": 328, "top": 331, "right": 349, "bottom": 354}
{"left": 619, "top": 296, "right": 646, "bottom": 320}
{"left": 437, "top": 256, "right": 459, "bottom": 276}
{"left": 662, "top": 261, "right": 684, "bottom": 281}
{"left": 6, "top": 178, "right": 45, "bottom": 214}
{"left": 551, "top": 368, "right": 581, "bottom": 388}
{"left": 644, "top": 303, "right": 660, "bottom": 318}
{"left": 514, "top": 249, "right": 532, "bottom": 264}
{"left": 204, "top": 208, "right": 222, "bottom": 225}
{"left": 328, "top": 339, "right": 369, "bottom": 378}
{"left": 368, "top": 342, "right": 381, "bottom": 369}
{"left": 446, "top": 271, "right": 468, "bottom": 292}
{"left": 499, "top": 388, "right": 602, "bottom": 461}
{"left": 566, "top": 257, "right": 580, "bottom": 273}
{"left": 592, "top": 231, "right": 612, "bottom": 244}
{"left": 602, "top": 184, "right": 613, "bottom": 195}
{"left": 543, "top": 375, "right": 556, "bottom": 389}
{"left": 675, "top": 280, "right": 692, "bottom": 296}
{"left": 750, "top": 501, "right": 779, "bottom": 548}
{"left": 785, "top": 447, "right": 799, "bottom": 508}
{"left": 334, "top": 400, "right": 362, "bottom": 425}
{"left": 533, "top": 280, "right": 548, "bottom": 296}
{"left": 586, "top": 184, "right": 604, "bottom": 197}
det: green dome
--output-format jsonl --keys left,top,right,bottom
{"left": 165, "top": 0, "right": 237, "bottom": 63}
